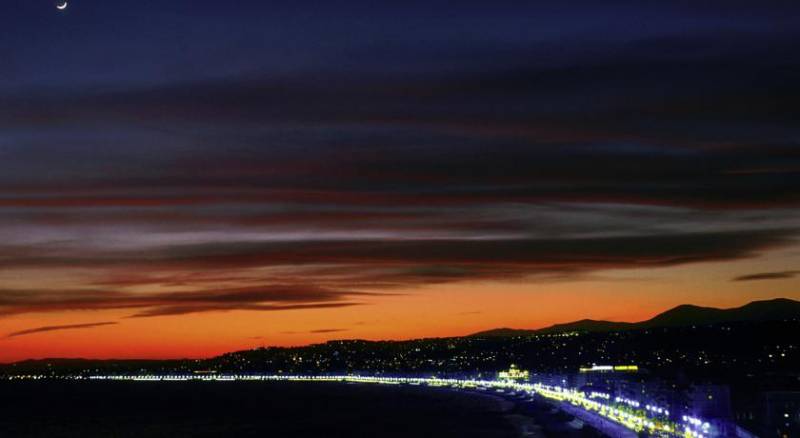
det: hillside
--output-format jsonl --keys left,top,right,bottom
{"left": 471, "top": 298, "right": 800, "bottom": 337}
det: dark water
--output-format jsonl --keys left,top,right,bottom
{"left": 0, "top": 381, "right": 517, "bottom": 437}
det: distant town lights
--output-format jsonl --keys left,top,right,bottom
{"left": 578, "top": 364, "right": 639, "bottom": 373}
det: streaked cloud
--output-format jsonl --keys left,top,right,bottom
{"left": 0, "top": 228, "right": 794, "bottom": 318}
{"left": 0, "top": 1, "right": 798, "bottom": 327}
{"left": 0, "top": 285, "right": 373, "bottom": 318}
{"left": 281, "top": 328, "right": 349, "bottom": 335}
{"left": 733, "top": 270, "right": 800, "bottom": 282}
{"left": 6, "top": 322, "right": 117, "bottom": 338}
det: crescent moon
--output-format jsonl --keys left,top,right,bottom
{"left": 56, "top": 1, "right": 68, "bottom": 10}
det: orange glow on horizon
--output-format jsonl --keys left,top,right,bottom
{"left": 2, "top": 249, "right": 799, "bottom": 363}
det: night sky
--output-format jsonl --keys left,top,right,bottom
{"left": 1, "top": 1, "right": 799, "bottom": 361}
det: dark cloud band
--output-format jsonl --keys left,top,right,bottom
{"left": 6, "top": 322, "right": 118, "bottom": 338}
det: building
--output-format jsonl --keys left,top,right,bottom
{"left": 498, "top": 364, "right": 529, "bottom": 382}
{"left": 759, "top": 391, "right": 800, "bottom": 438}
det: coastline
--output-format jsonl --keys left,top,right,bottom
{"left": 445, "top": 387, "right": 546, "bottom": 438}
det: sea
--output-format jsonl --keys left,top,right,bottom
{"left": 0, "top": 380, "right": 519, "bottom": 437}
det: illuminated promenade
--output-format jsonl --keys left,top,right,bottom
{"left": 6, "top": 373, "right": 718, "bottom": 437}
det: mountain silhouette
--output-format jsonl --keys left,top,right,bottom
{"left": 471, "top": 298, "right": 800, "bottom": 337}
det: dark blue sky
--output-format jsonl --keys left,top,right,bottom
{"left": 3, "top": 1, "right": 798, "bottom": 91}
{"left": 1, "top": 1, "right": 799, "bottom": 349}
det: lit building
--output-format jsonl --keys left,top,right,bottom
{"left": 578, "top": 364, "right": 639, "bottom": 373}
{"left": 759, "top": 391, "right": 800, "bottom": 438}
{"left": 498, "top": 364, "right": 529, "bottom": 381}
{"left": 688, "top": 384, "right": 732, "bottom": 420}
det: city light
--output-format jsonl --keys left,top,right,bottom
{"left": 579, "top": 364, "right": 639, "bottom": 373}
{"left": 3, "top": 372, "right": 719, "bottom": 437}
